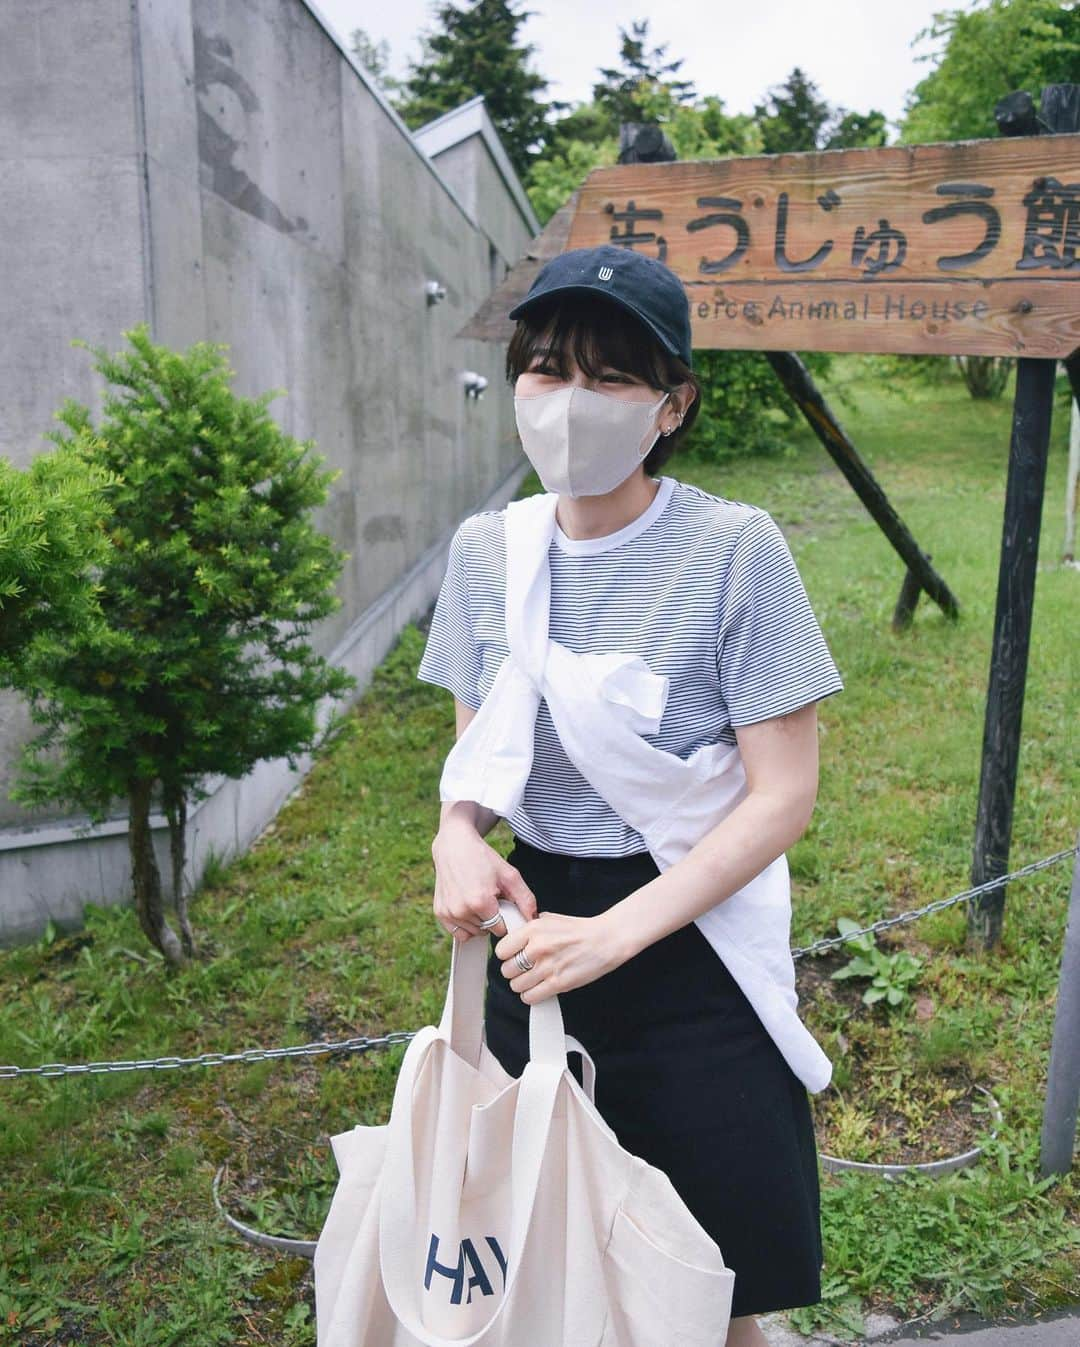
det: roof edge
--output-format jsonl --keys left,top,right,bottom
{"left": 413, "top": 95, "right": 541, "bottom": 236}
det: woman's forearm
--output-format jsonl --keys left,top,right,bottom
{"left": 437, "top": 798, "right": 502, "bottom": 841}
{"left": 600, "top": 788, "right": 814, "bottom": 963}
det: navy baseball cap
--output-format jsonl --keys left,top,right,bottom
{"left": 508, "top": 243, "right": 693, "bottom": 368}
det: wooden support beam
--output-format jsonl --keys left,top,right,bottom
{"left": 893, "top": 563, "right": 927, "bottom": 631}
{"left": 764, "top": 350, "right": 960, "bottom": 623}
{"left": 1064, "top": 351, "right": 1080, "bottom": 564}
{"left": 967, "top": 82, "right": 1077, "bottom": 951}
{"left": 967, "top": 354, "right": 1056, "bottom": 949}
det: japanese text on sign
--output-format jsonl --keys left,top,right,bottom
{"left": 563, "top": 134, "right": 1080, "bottom": 357}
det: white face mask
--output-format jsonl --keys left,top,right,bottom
{"left": 513, "top": 385, "right": 670, "bottom": 498}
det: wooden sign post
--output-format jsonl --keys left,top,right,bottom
{"left": 563, "top": 129, "right": 1080, "bottom": 358}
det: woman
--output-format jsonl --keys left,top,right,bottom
{"left": 416, "top": 242, "right": 844, "bottom": 1347}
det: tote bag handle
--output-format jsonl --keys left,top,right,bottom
{"left": 378, "top": 902, "right": 570, "bottom": 1346}
{"left": 438, "top": 900, "right": 568, "bottom": 1070}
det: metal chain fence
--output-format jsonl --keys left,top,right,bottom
{"left": 2, "top": 843, "right": 1076, "bottom": 1082}
{"left": 789, "top": 845, "right": 1077, "bottom": 959}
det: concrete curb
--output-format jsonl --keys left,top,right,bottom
{"left": 760, "top": 1309, "right": 1080, "bottom": 1346}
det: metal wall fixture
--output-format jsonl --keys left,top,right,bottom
{"left": 462, "top": 371, "right": 488, "bottom": 400}
{"left": 425, "top": 279, "right": 447, "bottom": 305}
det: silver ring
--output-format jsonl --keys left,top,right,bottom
{"left": 477, "top": 911, "right": 505, "bottom": 930}
{"left": 514, "top": 948, "right": 534, "bottom": 973}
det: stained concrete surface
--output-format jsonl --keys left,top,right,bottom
{"left": 760, "top": 1308, "right": 1080, "bottom": 1347}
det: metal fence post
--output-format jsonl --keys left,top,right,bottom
{"left": 1040, "top": 828, "right": 1080, "bottom": 1179}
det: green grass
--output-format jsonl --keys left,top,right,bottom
{"left": 1, "top": 354, "right": 1077, "bottom": 1344}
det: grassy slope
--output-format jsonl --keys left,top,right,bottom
{"left": 0, "top": 355, "right": 1076, "bottom": 1344}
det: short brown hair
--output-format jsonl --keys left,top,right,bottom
{"left": 504, "top": 290, "right": 700, "bottom": 474}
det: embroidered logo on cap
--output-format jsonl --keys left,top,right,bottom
{"left": 597, "top": 266, "right": 614, "bottom": 281}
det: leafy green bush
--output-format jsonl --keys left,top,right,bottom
{"left": 831, "top": 918, "right": 924, "bottom": 1007}
{"left": 0, "top": 446, "right": 118, "bottom": 671}
{"left": 681, "top": 347, "right": 839, "bottom": 465}
{"left": 3, "top": 325, "right": 357, "bottom": 965}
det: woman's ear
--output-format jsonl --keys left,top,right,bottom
{"left": 659, "top": 384, "right": 692, "bottom": 436}
{"left": 680, "top": 381, "right": 698, "bottom": 413}
{"left": 671, "top": 381, "right": 696, "bottom": 419}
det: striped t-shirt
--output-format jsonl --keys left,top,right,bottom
{"left": 416, "top": 474, "right": 844, "bottom": 857}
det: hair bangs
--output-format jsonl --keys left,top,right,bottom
{"left": 505, "top": 292, "right": 672, "bottom": 390}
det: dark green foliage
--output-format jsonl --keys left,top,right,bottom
{"left": 753, "top": 67, "right": 889, "bottom": 153}
{"left": 392, "top": 0, "right": 561, "bottom": 181}
{"left": 869, "top": 353, "right": 1017, "bottom": 402}
{"left": 863, "top": 353, "right": 962, "bottom": 391}
{"left": 683, "top": 348, "right": 840, "bottom": 465}
{"left": 540, "top": 100, "right": 617, "bottom": 158}
{"left": 24, "top": 323, "right": 356, "bottom": 810}
{"left": 955, "top": 355, "right": 1015, "bottom": 400}
{"left": 825, "top": 109, "right": 889, "bottom": 149}
{"left": 591, "top": 18, "right": 697, "bottom": 128}
{"left": 753, "top": 66, "right": 835, "bottom": 152}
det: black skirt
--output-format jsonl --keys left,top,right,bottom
{"left": 482, "top": 834, "right": 823, "bottom": 1321}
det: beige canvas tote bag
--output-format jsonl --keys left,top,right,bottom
{"left": 313, "top": 899, "right": 735, "bottom": 1346}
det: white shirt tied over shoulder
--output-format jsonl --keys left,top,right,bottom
{"left": 439, "top": 488, "right": 833, "bottom": 1095}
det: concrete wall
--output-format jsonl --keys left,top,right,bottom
{"left": 0, "top": 0, "right": 537, "bottom": 943}
{"left": 0, "top": 0, "right": 148, "bottom": 454}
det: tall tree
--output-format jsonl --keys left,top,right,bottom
{"left": 394, "top": 0, "right": 563, "bottom": 181}
{"left": 824, "top": 108, "right": 889, "bottom": 149}
{"left": 537, "top": 18, "right": 713, "bottom": 197}
{"left": 753, "top": 67, "right": 833, "bottom": 152}
{"left": 899, "top": 0, "right": 1080, "bottom": 144}
{"left": 349, "top": 26, "right": 404, "bottom": 99}
{"left": 591, "top": 18, "right": 697, "bottom": 128}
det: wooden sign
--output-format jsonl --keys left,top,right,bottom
{"left": 564, "top": 133, "right": 1080, "bottom": 357}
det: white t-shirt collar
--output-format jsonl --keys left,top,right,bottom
{"left": 553, "top": 476, "right": 675, "bottom": 556}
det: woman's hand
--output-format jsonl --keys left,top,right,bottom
{"left": 431, "top": 817, "right": 537, "bottom": 942}
{"left": 493, "top": 911, "right": 630, "bottom": 1004}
